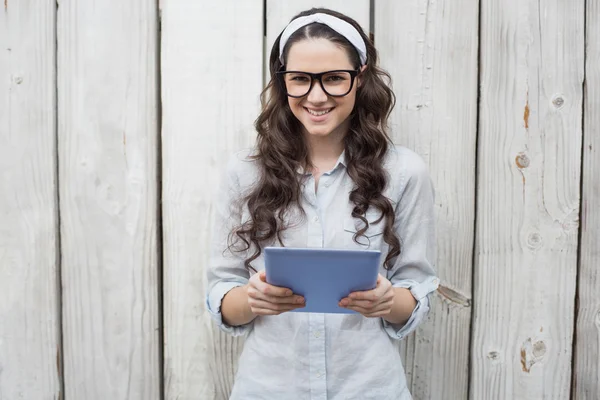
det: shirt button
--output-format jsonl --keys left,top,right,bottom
{"left": 313, "top": 216, "right": 319, "bottom": 222}
{"left": 314, "top": 331, "right": 321, "bottom": 338}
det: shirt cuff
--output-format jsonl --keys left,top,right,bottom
{"left": 206, "top": 280, "right": 253, "bottom": 336}
{"left": 382, "top": 276, "right": 440, "bottom": 340}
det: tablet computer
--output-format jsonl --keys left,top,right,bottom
{"left": 264, "top": 247, "right": 381, "bottom": 314}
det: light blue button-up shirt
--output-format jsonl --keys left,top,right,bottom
{"left": 206, "top": 145, "right": 439, "bottom": 399}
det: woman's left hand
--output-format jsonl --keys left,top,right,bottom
{"left": 339, "top": 274, "right": 395, "bottom": 317}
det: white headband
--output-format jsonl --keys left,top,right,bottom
{"left": 279, "top": 13, "right": 368, "bottom": 66}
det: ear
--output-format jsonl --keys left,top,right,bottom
{"left": 357, "top": 65, "right": 368, "bottom": 87}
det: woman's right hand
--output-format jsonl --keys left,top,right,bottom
{"left": 246, "top": 270, "right": 305, "bottom": 315}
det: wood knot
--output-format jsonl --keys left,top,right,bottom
{"left": 436, "top": 284, "right": 471, "bottom": 307}
{"left": 552, "top": 94, "right": 565, "bottom": 109}
{"left": 521, "top": 338, "right": 546, "bottom": 373}
{"left": 561, "top": 209, "right": 580, "bottom": 233}
{"left": 515, "top": 152, "right": 530, "bottom": 168}
{"left": 526, "top": 232, "right": 543, "bottom": 250}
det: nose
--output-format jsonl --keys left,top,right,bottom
{"left": 306, "top": 80, "right": 328, "bottom": 103}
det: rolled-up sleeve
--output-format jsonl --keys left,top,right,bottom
{"left": 383, "top": 151, "right": 440, "bottom": 340}
{"left": 205, "top": 153, "right": 253, "bottom": 336}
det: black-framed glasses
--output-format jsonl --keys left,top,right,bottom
{"left": 276, "top": 69, "right": 361, "bottom": 98}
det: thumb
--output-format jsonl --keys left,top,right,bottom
{"left": 259, "top": 270, "right": 267, "bottom": 282}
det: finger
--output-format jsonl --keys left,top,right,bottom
{"left": 373, "top": 274, "right": 392, "bottom": 296}
{"left": 249, "top": 298, "right": 304, "bottom": 313}
{"left": 346, "top": 300, "right": 393, "bottom": 315}
{"left": 343, "top": 299, "right": 377, "bottom": 309}
{"left": 348, "top": 289, "right": 378, "bottom": 302}
{"left": 348, "top": 279, "right": 393, "bottom": 302}
{"left": 250, "top": 308, "right": 283, "bottom": 316}
{"left": 253, "top": 271, "right": 294, "bottom": 297}
{"left": 248, "top": 287, "right": 304, "bottom": 305}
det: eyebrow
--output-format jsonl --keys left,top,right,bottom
{"left": 283, "top": 68, "right": 356, "bottom": 73}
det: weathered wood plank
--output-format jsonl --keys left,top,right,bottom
{"left": 472, "top": 0, "right": 584, "bottom": 398}
{"left": 375, "top": 1, "right": 479, "bottom": 398}
{"left": 0, "top": 2, "right": 61, "bottom": 399}
{"left": 160, "top": 1, "right": 262, "bottom": 399}
{"left": 57, "top": 1, "right": 161, "bottom": 398}
{"left": 572, "top": 0, "right": 600, "bottom": 397}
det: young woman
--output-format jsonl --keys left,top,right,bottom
{"left": 206, "top": 8, "right": 439, "bottom": 400}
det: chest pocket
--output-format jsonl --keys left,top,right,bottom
{"left": 343, "top": 210, "right": 385, "bottom": 250}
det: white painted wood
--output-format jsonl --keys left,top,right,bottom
{"left": 573, "top": 0, "right": 600, "bottom": 397}
{"left": 265, "top": 0, "right": 370, "bottom": 85}
{"left": 471, "top": 0, "right": 584, "bottom": 399}
{"left": 0, "top": 2, "right": 61, "bottom": 399}
{"left": 57, "top": 1, "right": 160, "bottom": 398}
{"left": 375, "top": 1, "right": 479, "bottom": 398}
{"left": 160, "top": 1, "right": 262, "bottom": 399}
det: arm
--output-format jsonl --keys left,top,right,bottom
{"left": 221, "top": 285, "right": 256, "bottom": 327}
{"left": 206, "top": 155, "right": 306, "bottom": 334}
{"left": 385, "top": 287, "right": 417, "bottom": 325}
{"left": 221, "top": 271, "right": 306, "bottom": 326}
{"left": 339, "top": 150, "right": 439, "bottom": 338}
{"left": 382, "top": 151, "right": 439, "bottom": 339}
{"left": 205, "top": 154, "right": 254, "bottom": 336}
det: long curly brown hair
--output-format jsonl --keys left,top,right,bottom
{"left": 230, "top": 8, "right": 400, "bottom": 271}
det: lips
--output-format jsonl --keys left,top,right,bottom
{"left": 305, "top": 107, "right": 333, "bottom": 116}
{"left": 304, "top": 107, "right": 334, "bottom": 122}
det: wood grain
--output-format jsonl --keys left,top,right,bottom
{"left": 375, "top": 1, "right": 479, "bottom": 398}
{"left": 160, "top": 1, "right": 262, "bottom": 399}
{"left": 472, "top": 0, "right": 584, "bottom": 398}
{"left": 572, "top": 0, "right": 600, "bottom": 398}
{"left": 57, "top": 0, "right": 161, "bottom": 398}
{"left": 0, "top": 1, "right": 61, "bottom": 399}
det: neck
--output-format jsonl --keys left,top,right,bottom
{"left": 303, "top": 121, "right": 348, "bottom": 171}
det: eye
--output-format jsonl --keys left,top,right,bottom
{"left": 288, "top": 74, "right": 309, "bottom": 82}
{"left": 324, "top": 73, "right": 349, "bottom": 82}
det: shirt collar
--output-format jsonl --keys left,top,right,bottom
{"left": 296, "top": 150, "right": 347, "bottom": 175}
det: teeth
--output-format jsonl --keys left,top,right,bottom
{"left": 306, "top": 108, "right": 332, "bottom": 116}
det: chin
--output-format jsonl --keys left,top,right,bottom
{"left": 305, "top": 126, "right": 335, "bottom": 136}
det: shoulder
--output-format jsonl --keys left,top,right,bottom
{"left": 382, "top": 145, "right": 434, "bottom": 206}
{"left": 384, "top": 145, "right": 431, "bottom": 184}
{"left": 224, "top": 147, "right": 260, "bottom": 189}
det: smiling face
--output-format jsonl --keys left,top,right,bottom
{"left": 284, "top": 38, "right": 361, "bottom": 141}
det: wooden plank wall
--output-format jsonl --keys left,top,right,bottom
{"left": 0, "top": 1, "right": 61, "bottom": 399}
{"left": 472, "top": 1, "right": 584, "bottom": 399}
{"left": 0, "top": 1, "right": 598, "bottom": 399}
{"left": 375, "top": 1, "right": 478, "bottom": 398}
{"left": 573, "top": 0, "right": 600, "bottom": 397}
{"left": 57, "top": 0, "right": 160, "bottom": 399}
{"left": 160, "top": 1, "right": 262, "bottom": 399}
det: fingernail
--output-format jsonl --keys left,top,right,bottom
{"left": 296, "top": 297, "right": 304, "bottom": 304}
{"left": 286, "top": 290, "right": 292, "bottom": 296}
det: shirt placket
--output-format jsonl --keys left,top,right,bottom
{"left": 304, "top": 175, "right": 327, "bottom": 400}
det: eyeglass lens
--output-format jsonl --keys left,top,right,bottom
{"left": 282, "top": 71, "right": 353, "bottom": 97}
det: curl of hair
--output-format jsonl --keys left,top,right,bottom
{"left": 230, "top": 8, "right": 401, "bottom": 272}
